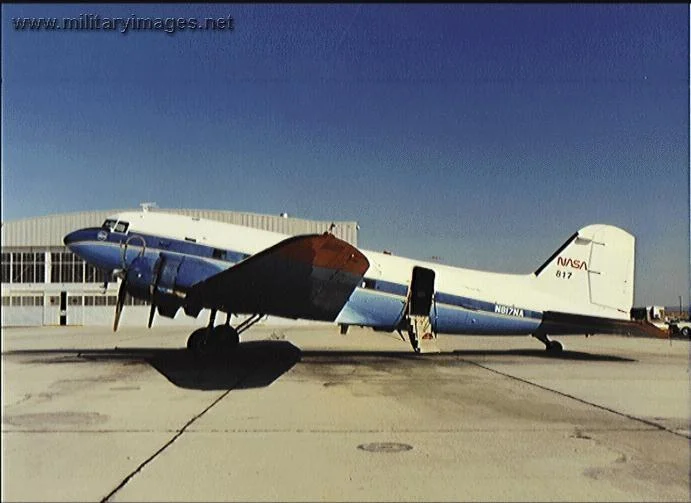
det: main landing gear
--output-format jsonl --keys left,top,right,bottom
{"left": 186, "top": 311, "right": 266, "bottom": 360}
{"left": 187, "top": 310, "right": 239, "bottom": 360}
{"left": 532, "top": 332, "right": 564, "bottom": 355}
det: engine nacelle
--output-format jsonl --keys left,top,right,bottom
{"left": 154, "top": 252, "right": 221, "bottom": 293}
{"left": 123, "top": 253, "right": 223, "bottom": 319}
{"left": 152, "top": 252, "right": 223, "bottom": 318}
{"left": 125, "top": 255, "right": 156, "bottom": 300}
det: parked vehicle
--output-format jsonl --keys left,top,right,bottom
{"left": 667, "top": 320, "right": 691, "bottom": 338}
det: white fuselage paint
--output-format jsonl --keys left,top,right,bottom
{"left": 78, "top": 211, "right": 630, "bottom": 335}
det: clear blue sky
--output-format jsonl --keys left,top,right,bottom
{"left": 2, "top": 4, "right": 689, "bottom": 307}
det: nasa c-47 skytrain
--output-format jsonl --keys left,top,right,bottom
{"left": 63, "top": 209, "right": 666, "bottom": 358}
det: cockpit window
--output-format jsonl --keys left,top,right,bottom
{"left": 114, "top": 221, "right": 129, "bottom": 233}
{"left": 102, "top": 219, "right": 117, "bottom": 230}
{"left": 101, "top": 219, "right": 129, "bottom": 233}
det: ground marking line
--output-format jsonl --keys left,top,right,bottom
{"left": 459, "top": 358, "right": 690, "bottom": 440}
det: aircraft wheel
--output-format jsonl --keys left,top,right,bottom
{"left": 681, "top": 327, "right": 690, "bottom": 339}
{"left": 546, "top": 340, "right": 563, "bottom": 355}
{"left": 187, "top": 328, "right": 206, "bottom": 352}
{"left": 187, "top": 327, "right": 216, "bottom": 360}
{"left": 213, "top": 325, "right": 240, "bottom": 357}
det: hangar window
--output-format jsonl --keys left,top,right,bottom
{"left": 35, "top": 253, "right": 45, "bottom": 283}
{"left": 1, "top": 252, "right": 9, "bottom": 283}
{"left": 94, "top": 296, "right": 107, "bottom": 306}
{"left": 7, "top": 251, "right": 44, "bottom": 284}
{"left": 49, "top": 296, "right": 60, "bottom": 306}
{"left": 20, "top": 295, "right": 44, "bottom": 306}
{"left": 11, "top": 297, "right": 21, "bottom": 306}
{"left": 22, "top": 253, "right": 35, "bottom": 283}
{"left": 1, "top": 296, "right": 9, "bottom": 306}
{"left": 21, "top": 296, "right": 40, "bottom": 306}
{"left": 68, "top": 296, "right": 83, "bottom": 306}
{"left": 11, "top": 252, "right": 22, "bottom": 283}
{"left": 85, "top": 264, "right": 113, "bottom": 284}
{"left": 51, "top": 252, "right": 84, "bottom": 283}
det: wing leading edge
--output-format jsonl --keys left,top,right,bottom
{"left": 187, "top": 233, "right": 370, "bottom": 321}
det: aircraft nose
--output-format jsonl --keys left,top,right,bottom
{"left": 63, "top": 227, "right": 104, "bottom": 248}
{"left": 63, "top": 230, "right": 80, "bottom": 246}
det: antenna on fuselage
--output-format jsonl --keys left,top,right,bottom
{"left": 140, "top": 202, "right": 158, "bottom": 213}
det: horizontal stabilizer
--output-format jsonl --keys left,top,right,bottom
{"left": 541, "top": 311, "right": 669, "bottom": 339}
{"left": 187, "top": 233, "right": 370, "bottom": 321}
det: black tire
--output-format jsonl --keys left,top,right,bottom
{"left": 546, "top": 340, "right": 563, "bottom": 354}
{"left": 186, "top": 328, "right": 206, "bottom": 352}
{"left": 682, "top": 327, "right": 690, "bottom": 339}
{"left": 213, "top": 325, "right": 240, "bottom": 356}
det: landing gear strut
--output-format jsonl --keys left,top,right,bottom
{"left": 186, "top": 310, "right": 240, "bottom": 360}
{"left": 532, "top": 332, "right": 563, "bottom": 355}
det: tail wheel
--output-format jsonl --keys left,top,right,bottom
{"left": 546, "top": 340, "right": 563, "bottom": 354}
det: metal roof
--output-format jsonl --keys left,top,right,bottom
{"left": 1, "top": 208, "right": 358, "bottom": 248}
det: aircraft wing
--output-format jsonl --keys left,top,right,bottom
{"left": 186, "top": 233, "right": 370, "bottom": 321}
{"left": 541, "top": 311, "right": 669, "bottom": 339}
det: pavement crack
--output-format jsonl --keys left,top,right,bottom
{"left": 100, "top": 359, "right": 265, "bottom": 502}
{"left": 459, "top": 358, "right": 690, "bottom": 440}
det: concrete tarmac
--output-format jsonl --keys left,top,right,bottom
{"left": 2, "top": 325, "right": 689, "bottom": 502}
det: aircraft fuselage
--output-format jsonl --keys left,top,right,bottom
{"left": 63, "top": 211, "right": 633, "bottom": 341}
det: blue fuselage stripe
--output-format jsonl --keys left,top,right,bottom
{"left": 95, "top": 228, "right": 251, "bottom": 264}
{"left": 69, "top": 228, "right": 544, "bottom": 333}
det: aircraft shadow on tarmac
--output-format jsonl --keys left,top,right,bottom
{"left": 4, "top": 342, "right": 634, "bottom": 391}
{"left": 296, "top": 345, "right": 636, "bottom": 363}
{"left": 448, "top": 348, "right": 636, "bottom": 362}
{"left": 4, "top": 341, "right": 302, "bottom": 391}
{"left": 144, "top": 340, "right": 304, "bottom": 390}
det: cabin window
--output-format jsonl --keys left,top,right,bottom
{"left": 113, "top": 221, "right": 129, "bottom": 233}
{"left": 212, "top": 249, "right": 227, "bottom": 260}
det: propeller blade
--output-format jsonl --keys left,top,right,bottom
{"left": 113, "top": 278, "right": 128, "bottom": 332}
{"left": 147, "top": 256, "right": 163, "bottom": 329}
{"left": 147, "top": 301, "right": 156, "bottom": 328}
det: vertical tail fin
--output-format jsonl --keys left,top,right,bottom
{"left": 534, "top": 225, "right": 635, "bottom": 318}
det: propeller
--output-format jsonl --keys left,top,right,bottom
{"left": 112, "top": 235, "right": 146, "bottom": 332}
{"left": 147, "top": 256, "right": 164, "bottom": 329}
{"left": 147, "top": 301, "right": 157, "bottom": 329}
{"left": 113, "top": 275, "right": 128, "bottom": 332}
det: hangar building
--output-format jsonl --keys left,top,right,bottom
{"left": 1, "top": 207, "right": 359, "bottom": 327}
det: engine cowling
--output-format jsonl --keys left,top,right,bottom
{"left": 124, "top": 255, "right": 156, "bottom": 300}
{"left": 151, "top": 253, "right": 222, "bottom": 319}
{"left": 124, "top": 253, "right": 222, "bottom": 319}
